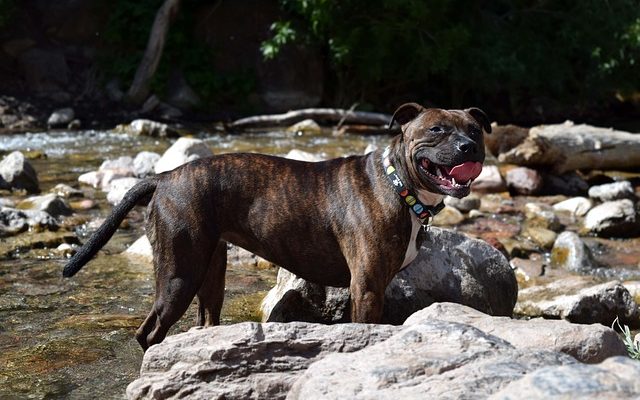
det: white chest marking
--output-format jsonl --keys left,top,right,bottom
{"left": 400, "top": 213, "right": 422, "bottom": 270}
{"left": 399, "top": 190, "right": 444, "bottom": 270}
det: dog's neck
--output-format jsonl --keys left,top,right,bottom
{"left": 381, "top": 141, "right": 444, "bottom": 225}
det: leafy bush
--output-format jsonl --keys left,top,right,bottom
{"left": 263, "top": 0, "right": 640, "bottom": 120}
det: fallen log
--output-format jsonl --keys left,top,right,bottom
{"left": 488, "top": 121, "right": 640, "bottom": 173}
{"left": 228, "top": 108, "right": 392, "bottom": 130}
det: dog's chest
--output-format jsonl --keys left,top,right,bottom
{"left": 400, "top": 214, "right": 426, "bottom": 269}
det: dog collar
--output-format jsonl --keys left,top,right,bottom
{"left": 382, "top": 146, "right": 445, "bottom": 225}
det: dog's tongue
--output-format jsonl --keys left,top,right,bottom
{"left": 445, "top": 162, "right": 483, "bottom": 182}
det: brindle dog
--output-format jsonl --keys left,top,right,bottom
{"left": 63, "top": 103, "right": 490, "bottom": 350}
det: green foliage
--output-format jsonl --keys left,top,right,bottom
{"left": 612, "top": 317, "right": 640, "bottom": 360}
{"left": 262, "top": 21, "right": 297, "bottom": 60}
{"left": 263, "top": 0, "right": 640, "bottom": 117}
{"left": 99, "top": 0, "right": 254, "bottom": 109}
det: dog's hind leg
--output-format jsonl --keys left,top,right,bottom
{"left": 136, "top": 228, "right": 219, "bottom": 350}
{"left": 196, "top": 240, "right": 227, "bottom": 327}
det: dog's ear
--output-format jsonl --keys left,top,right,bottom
{"left": 465, "top": 107, "right": 492, "bottom": 134}
{"left": 389, "top": 103, "right": 424, "bottom": 129}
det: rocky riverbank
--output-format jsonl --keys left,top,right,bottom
{"left": 1, "top": 118, "right": 639, "bottom": 398}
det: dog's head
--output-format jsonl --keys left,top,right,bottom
{"left": 390, "top": 103, "right": 491, "bottom": 198}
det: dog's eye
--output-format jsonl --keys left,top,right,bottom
{"left": 469, "top": 126, "right": 481, "bottom": 137}
{"left": 429, "top": 126, "right": 443, "bottom": 134}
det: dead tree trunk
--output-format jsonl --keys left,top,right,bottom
{"left": 126, "top": 0, "right": 182, "bottom": 105}
{"left": 490, "top": 121, "right": 640, "bottom": 173}
{"left": 229, "top": 108, "right": 392, "bottom": 130}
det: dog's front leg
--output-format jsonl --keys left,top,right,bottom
{"left": 349, "top": 269, "right": 386, "bottom": 323}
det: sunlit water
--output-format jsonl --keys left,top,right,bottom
{"left": 0, "top": 128, "right": 388, "bottom": 399}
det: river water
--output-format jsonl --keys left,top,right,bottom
{"left": 0, "top": 129, "right": 387, "bottom": 399}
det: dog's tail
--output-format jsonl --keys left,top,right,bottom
{"left": 62, "top": 178, "right": 158, "bottom": 278}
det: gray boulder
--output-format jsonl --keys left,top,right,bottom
{"left": 261, "top": 268, "right": 350, "bottom": 323}
{"left": 583, "top": 199, "right": 640, "bottom": 237}
{"left": 287, "top": 320, "right": 573, "bottom": 400}
{"left": 126, "top": 305, "right": 637, "bottom": 400}
{"left": 550, "top": 231, "right": 598, "bottom": 273}
{"left": 126, "top": 322, "right": 399, "bottom": 400}
{"left": 491, "top": 356, "right": 640, "bottom": 399}
{"left": 133, "top": 151, "right": 161, "bottom": 178}
{"left": 406, "top": 302, "right": 627, "bottom": 363}
{"left": 78, "top": 156, "right": 136, "bottom": 190}
{"left": 47, "top": 107, "right": 75, "bottom": 128}
{"left": 99, "top": 156, "right": 135, "bottom": 173}
{"left": 261, "top": 227, "right": 517, "bottom": 324}
{"left": 515, "top": 276, "right": 640, "bottom": 327}
{"left": 106, "top": 177, "right": 141, "bottom": 205}
{"left": 155, "top": 138, "right": 213, "bottom": 174}
{"left": 588, "top": 181, "right": 635, "bottom": 202}
{"left": 0, "top": 151, "right": 40, "bottom": 193}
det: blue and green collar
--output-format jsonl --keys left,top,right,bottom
{"left": 382, "top": 146, "right": 445, "bottom": 225}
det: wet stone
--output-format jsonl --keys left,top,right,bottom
{"left": 522, "top": 226, "right": 557, "bottom": 249}
{"left": 583, "top": 199, "right": 640, "bottom": 238}
{"left": 115, "top": 119, "right": 180, "bottom": 138}
{"left": 444, "top": 193, "right": 481, "bottom": 213}
{"left": 431, "top": 205, "right": 464, "bottom": 226}
{"left": 49, "top": 183, "right": 84, "bottom": 198}
{"left": 588, "top": 181, "right": 636, "bottom": 202}
{"left": 0, "top": 151, "right": 40, "bottom": 193}
{"left": 506, "top": 167, "right": 543, "bottom": 195}
{"left": 17, "top": 193, "right": 72, "bottom": 218}
{"left": 524, "top": 202, "right": 563, "bottom": 231}
{"left": 553, "top": 196, "right": 593, "bottom": 217}
{"left": 550, "top": 231, "right": 598, "bottom": 273}
{"left": 0, "top": 231, "right": 80, "bottom": 258}
{"left": 500, "top": 236, "right": 540, "bottom": 259}
{"left": 287, "top": 119, "right": 322, "bottom": 135}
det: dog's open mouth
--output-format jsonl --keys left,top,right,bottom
{"left": 419, "top": 158, "right": 482, "bottom": 190}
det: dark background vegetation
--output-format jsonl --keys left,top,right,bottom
{"left": 0, "top": 0, "right": 639, "bottom": 126}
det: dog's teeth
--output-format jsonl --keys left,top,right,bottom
{"left": 436, "top": 168, "right": 443, "bottom": 178}
{"left": 452, "top": 177, "right": 457, "bottom": 186}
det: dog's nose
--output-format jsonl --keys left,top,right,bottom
{"left": 456, "top": 140, "right": 477, "bottom": 154}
